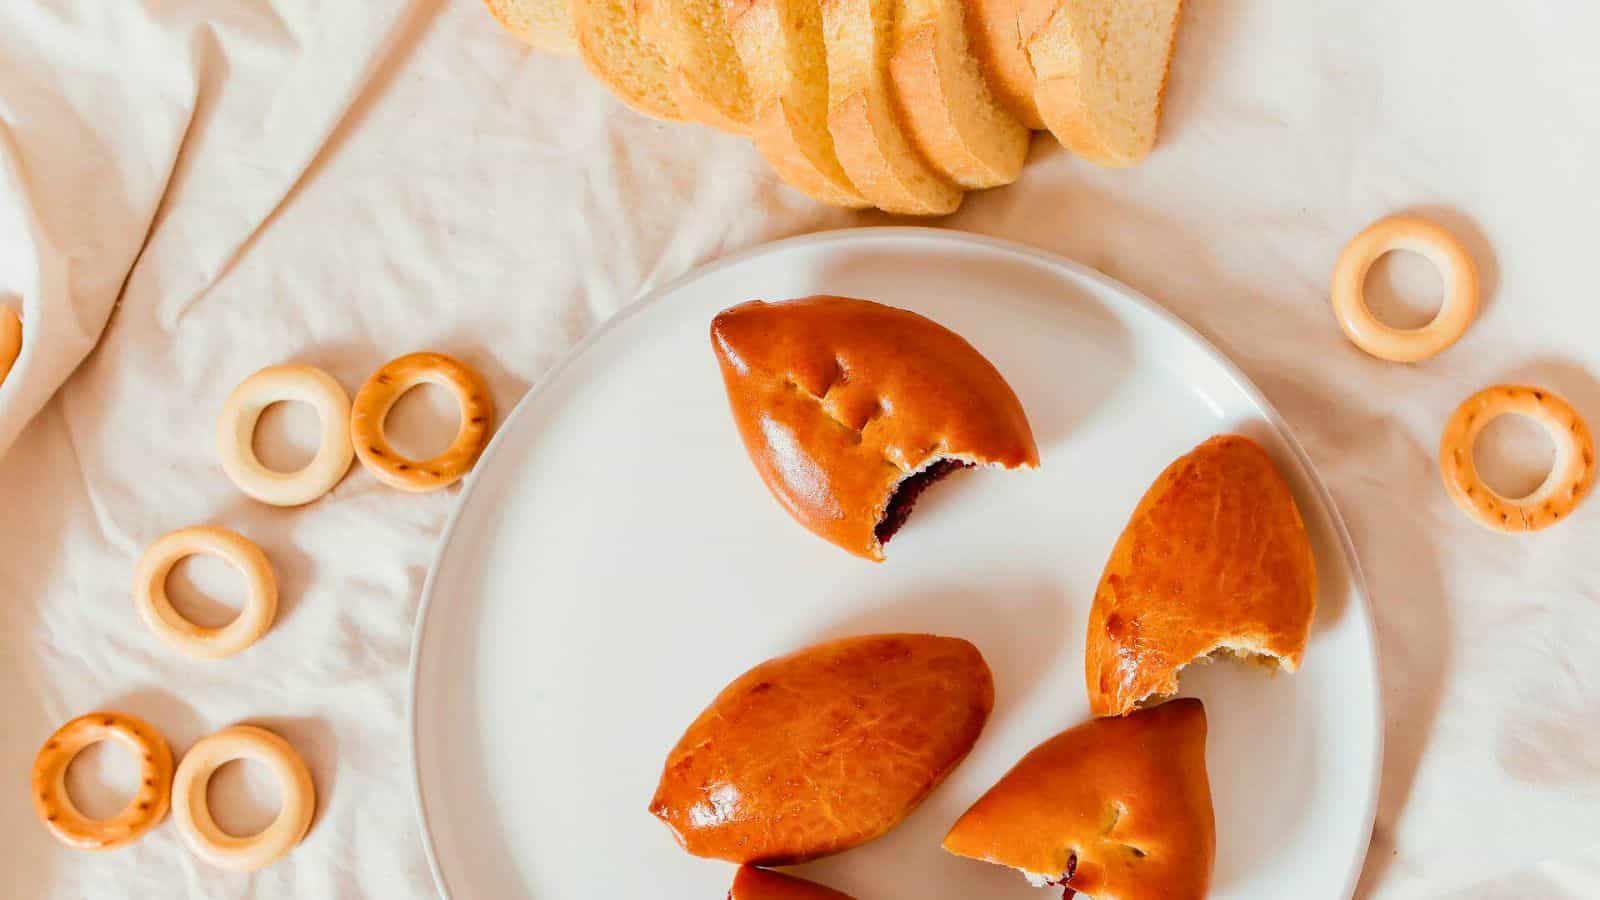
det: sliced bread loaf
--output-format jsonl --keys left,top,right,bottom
{"left": 484, "top": 0, "right": 578, "bottom": 53}
{"left": 635, "top": 0, "right": 754, "bottom": 134}
{"left": 1024, "top": 0, "right": 1182, "bottom": 166}
{"left": 728, "top": 0, "right": 869, "bottom": 207}
{"left": 571, "top": 0, "right": 685, "bottom": 121}
{"left": 890, "top": 0, "right": 1029, "bottom": 189}
{"left": 964, "top": 0, "right": 1044, "bottom": 129}
{"left": 821, "top": 0, "right": 963, "bottom": 215}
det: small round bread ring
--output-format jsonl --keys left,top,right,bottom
{"left": 218, "top": 363, "right": 354, "bottom": 506}
{"left": 351, "top": 351, "right": 495, "bottom": 492}
{"left": 172, "top": 725, "right": 315, "bottom": 871}
{"left": 31, "top": 712, "right": 174, "bottom": 851}
{"left": 133, "top": 526, "right": 278, "bottom": 659}
{"left": 0, "top": 305, "right": 21, "bottom": 387}
{"left": 1331, "top": 214, "right": 1479, "bottom": 362}
{"left": 1439, "top": 384, "right": 1595, "bottom": 532}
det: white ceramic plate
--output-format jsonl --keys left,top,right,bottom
{"left": 409, "top": 228, "right": 1381, "bottom": 899}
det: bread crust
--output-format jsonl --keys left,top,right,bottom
{"left": 635, "top": 0, "right": 754, "bottom": 134}
{"left": 1086, "top": 435, "right": 1316, "bottom": 716}
{"left": 710, "top": 295, "right": 1038, "bottom": 560}
{"left": 821, "top": 0, "right": 964, "bottom": 214}
{"left": 571, "top": 0, "right": 686, "bottom": 121}
{"left": 964, "top": 0, "right": 1044, "bottom": 128}
{"left": 890, "top": 0, "right": 1029, "bottom": 189}
{"left": 731, "top": 865, "right": 857, "bottom": 900}
{"left": 650, "top": 634, "right": 994, "bottom": 864}
{"left": 942, "top": 698, "right": 1214, "bottom": 900}
{"left": 729, "top": 0, "right": 872, "bottom": 206}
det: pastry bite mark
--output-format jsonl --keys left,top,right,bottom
{"left": 875, "top": 457, "right": 972, "bottom": 543}
{"left": 650, "top": 633, "right": 994, "bottom": 864}
{"left": 711, "top": 296, "right": 1038, "bottom": 560}
{"left": 729, "top": 864, "right": 858, "bottom": 899}
{"left": 1086, "top": 435, "right": 1316, "bottom": 717}
{"left": 942, "top": 699, "right": 1214, "bottom": 900}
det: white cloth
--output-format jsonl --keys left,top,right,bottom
{"left": 2, "top": 0, "right": 1598, "bottom": 896}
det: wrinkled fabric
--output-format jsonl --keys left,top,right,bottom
{"left": 1, "top": 0, "right": 1598, "bottom": 897}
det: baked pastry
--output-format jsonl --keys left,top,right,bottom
{"left": 890, "top": 0, "right": 1030, "bottom": 189}
{"left": 636, "top": 0, "right": 754, "bottom": 133}
{"left": 1023, "top": 0, "right": 1183, "bottom": 166}
{"left": 730, "top": 866, "right": 857, "bottom": 899}
{"left": 482, "top": 0, "right": 576, "bottom": 54}
{"left": 964, "top": 0, "right": 1044, "bottom": 129}
{"left": 820, "top": 0, "right": 964, "bottom": 214}
{"left": 728, "top": 0, "right": 870, "bottom": 207}
{"left": 649, "top": 633, "right": 993, "bottom": 864}
{"left": 710, "top": 296, "right": 1038, "bottom": 561}
{"left": 1087, "top": 435, "right": 1316, "bottom": 716}
{"left": 571, "top": 0, "right": 684, "bottom": 121}
{"left": 943, "top": 698, "right": 1214, "bottom": 900}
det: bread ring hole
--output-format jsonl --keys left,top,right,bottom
{"left": 382, "top": 382, "right": 460, "bottom": 461}
{"left": 63, "top": 740, "right": 139, "bottom": 820}
{"left": 166, "top": 553, "right": 247, "bottom": 629}
{"left": 205, "top": 758, "right": 283, "bottom": 838}
{"left": 1364, "top": 248, "right": 1444, "bottom": 329}
{"left": 253, "top": 400, "right": 322, "bottom": 473}
{"left": 1473, "top": 414, "right": 1556, "bottom": 500}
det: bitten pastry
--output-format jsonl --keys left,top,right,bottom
{"left": 943, "top": 699, "right": 1214, "bottom": 900}
{"left": 1087, "top": 435, "right": 1316, "bottom": 716}
{"left": 649, "top": 633, "right": 993, "bottom": 864}
{"left": 730, "top": 865, "right": 858, "bottom": 900}
{"left": 711, "top": 296, "right": 1038, "bottom": 561}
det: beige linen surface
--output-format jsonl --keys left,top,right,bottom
{"left": 2, "top": 1, "right": 1599, "bottom": 897}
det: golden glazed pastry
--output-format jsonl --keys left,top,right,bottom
{"left": 649, "top": 633, "right": 993, "bottom": 864}
{"left": 1087, "top": 435, "right": 1316, "bottom": 716}
{"left": 711, "top": 296, "right": 1038, "bottom": 561}
{"left": 730, "top": 865, "right": 858, "bottom": 899}
{"left": 943, "top": 699, "right": 1214, "bottom": 900}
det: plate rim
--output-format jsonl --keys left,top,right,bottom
{"left": 406, "top": 225, "right": 1384, "bottom": 900}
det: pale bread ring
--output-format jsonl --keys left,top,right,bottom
{"left": 31, "top": 712, "right": 174, "bottom": 851}
{"left": 172, "top": 725, "right": 315, "bottom": 871}
{"left": 1439, "top": 384, "right": 1595, "bottom": 532}
{"left": 351, "top": 352, "right": 495, "bottom": 492}
{"left": 217, "top": 364, "right": 354, "bottom": 506}
{"left": 1331, "top": 215, "right": 1479, "bottom": 362}
{"left": 0, "top": 305, "right": 20, "bottom": 387}
{"left": 133, "top": 526, "right": 278, "bottom": 659}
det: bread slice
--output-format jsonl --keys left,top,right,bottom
{"left": 635, "top": 0, "right": 754, "bottom": 134}
{"left": 820, "top": 0, "right": 963, "bottom": 215}
{"left": 728, "top": 0, "right": 869, "bottom": 207}
{"left": 1023, "top": 0, "right": 1182, "bottom": 166}
{"left": 964, "top": 0, "right": 1044, "bottom": 129}
{"left": 571, "top": 0, "right": 685, "bottom": 121}
{"left": 889, "top": 0, "right": 1029, "bottom": 189}
{"left": 483, "top": 0, "right": 577, "bottom": 54}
